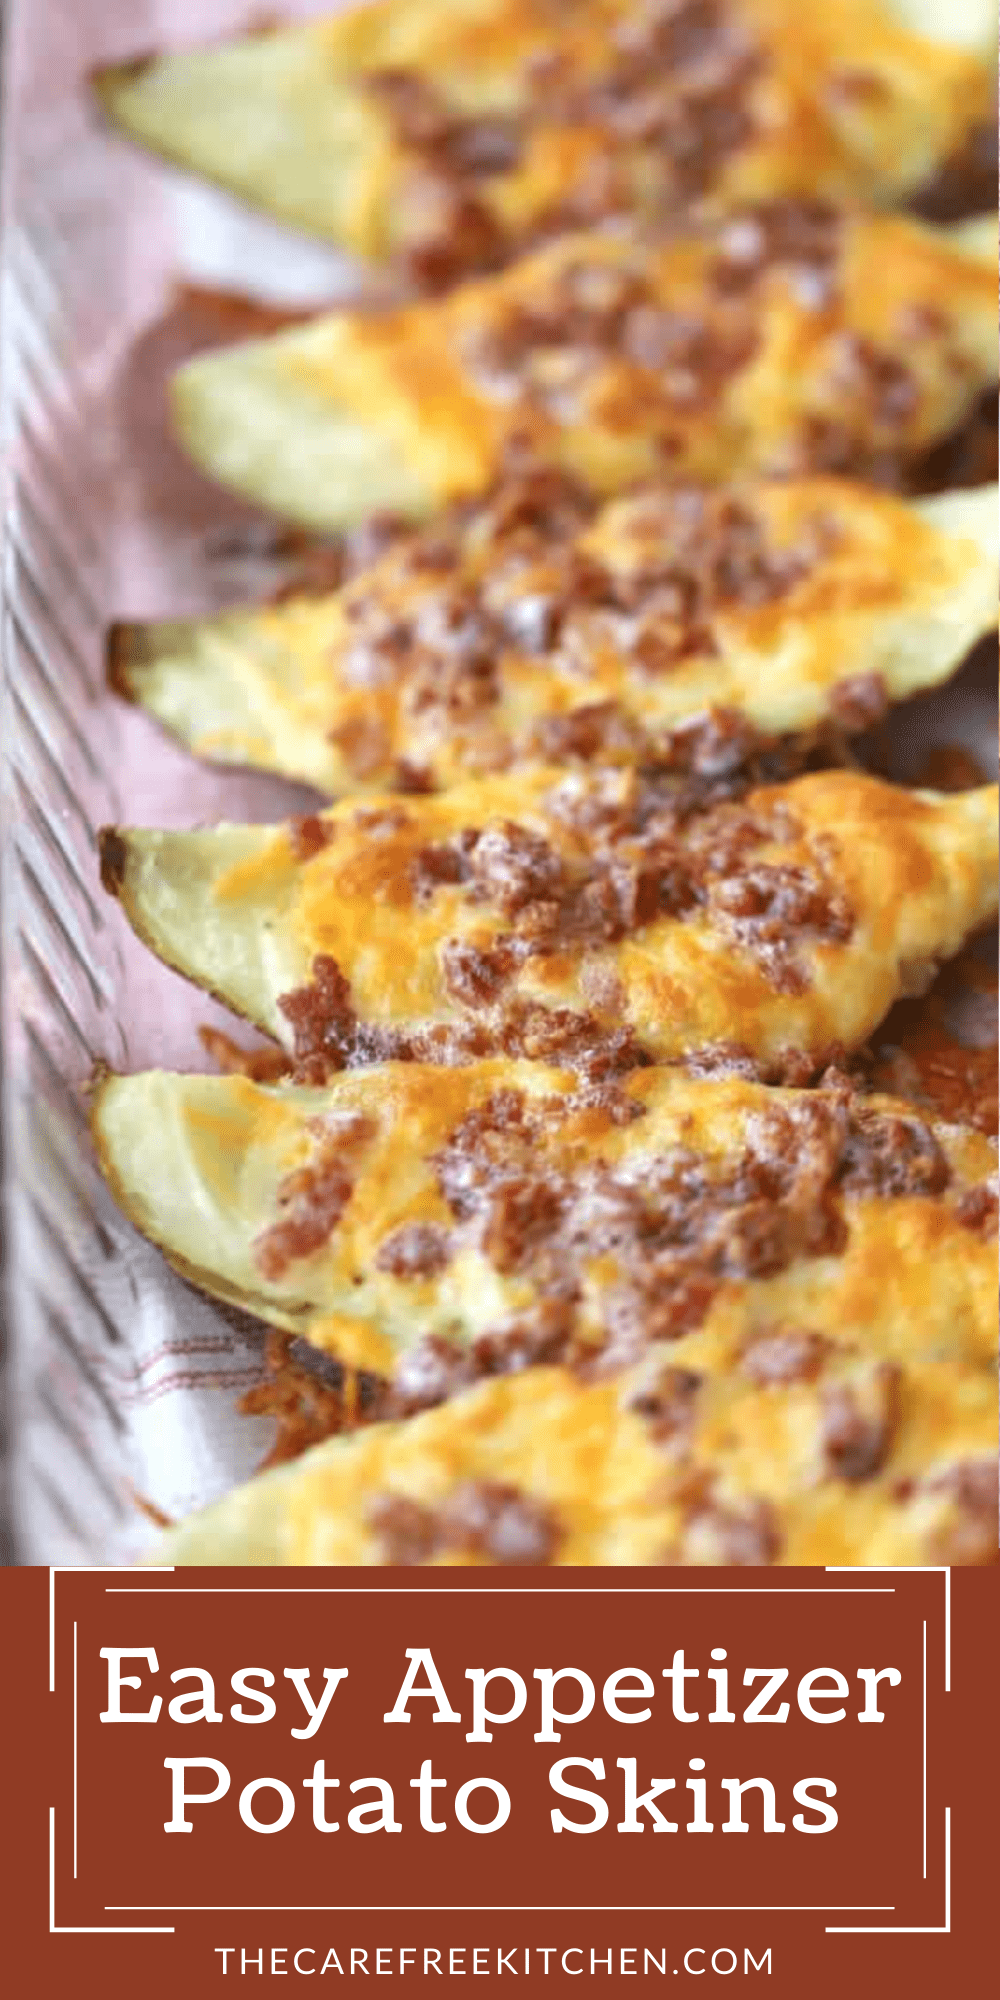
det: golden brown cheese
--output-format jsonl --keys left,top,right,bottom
{"left": 92, "top": 1062, "right": 997, "bottom": 1384}
{"left": 93, "top": 0, "right": 995, "bottom": 281}
{"left": 144, "top": 1361, "right": 997, "bottom": 1567}
{"left": 169, "top": 211, "right": 998, "bottom": 528}
{"left": 99, "top": 770, "right": 999, "bottom": 1076}
{"left": 109, "top": 477, "right": 998, "bottom": 797}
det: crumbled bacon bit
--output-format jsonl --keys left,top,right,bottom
{"left": 482, "top": 461, "right": 597, "bottom": 542}
{"left": 254, "top": 1138, "right": 358, "bottom": 1282}
{"left": 821, "top": 1363, "right": 901, "bottom": 1482}
{"left": 682, "top": 796, "right": 792, "bottom": 871}
{"left": 402, "top": 178, "right": 508, "bottom": 292}
{"left": 439, "top": 1481, "right": 562, "bottom": 1564}
{"left": 327, "top": 480, "right": 825, "bottom": 776}
{"left": 574, "top": 859, "right": 665, "bottom": 943}
{"left": 836, "top": 335, "right": 917, "bottom": 425}
{"left": 712, "top": 198, "right": 841, "bottom": 304}
{"left": 394, "top": 758, "right": 436, "bottom": 794}
{"left": 500, "top": 1002, "right": 651, "bottom": 1079}
{"left": 466, "top": 820, "right": 565, "bottom": 915}
{"left": 441, "top": 936, "right": 517, "bottom": 1006}
{"left": 653, "top": 707, "right": 800, "bottom": 785}
{"left": 829, "top": 672, "right": 889, "bottom": 732}
{"left": 579, "top": 961, "right": 628, "bottom": 1018}
{"left": 479, "top": 1175, "right": 567, "bottom": 1274}
{"left": 415, "top": 645, "right": 503, "bottom": 726}
{"left": 460, "top": 246, "right": 757, "bottom": 428}
{"left": 836, "top": 1109, "right": 950, "bottom": 1199}
{"left": 708, "top": 858, "right": 854, "bottom": 992}
{"left": 533, "top": 702, "right": 644, "bottom": 765}
{"left": 628, "top": 1365, "right": 702, "bottom": 1441}
{"left": 278, "top": 748, "right": 861, "bottom": 1079}
{"left": 472, "top": 1299, "right": 577, "bottom": 1377}
{"left": 289, "top": 814, "right": 331, "bottom": 862}
{"left": 926, "top": 1459, "right": 998, "bottom": 1564}
{"left": 424, "top": 1082, "right": 949, "bottom": 1365}
{"left": 241, "top": 1331, "right": 387, "bottom": 1467}
{"left": 858, "top": 930, "right": 997, "bottom": 1134}
{"left": 512, "top": 896, "right": 562, "bottom": 947}
{"left": 341, "top": 609, "right": 413, "bottom": 690}
{"left": 741, "top": 1329, "right": 828, "bottom": 1386}
{"left": 672, "top": 1493, "right": 783, "bottom": 1565}
{"left": 375, "top": 1222, "right": 453, "bottom": 1279}
{"left": 328, "top": 713, "right": 391, "bottom": 779}
{"left": 500, "top": 590, "right": 561, "bottom": 652}
{"left": 198, "top": 1025, "right": 290, "bottom": 1082}
{"left": 434, "top": 1089, "right": 537, "bottom": 1218}
{"left": 269, "top": 517, "right": 409, "bottom": 605}
{"left": 352, "top": 804, "right": 414, "bottom": 839}
{"left": 533, "top": 0, "right": 763, "bottom": 219}
{"left": 364, "top": 67, "right": 520, "bottom": 287}
{"left": 279, "top": 954, "right": 357, "bottom": 1081}
{"left": 954, "top": 1178, "right": 998, "bottom": 1234}
{"left": 369, "top": 1479, "right": 561, "bottom": 1565}
{"left": 411, "top": 841, "right": 467, "bottom": 904}
{"left": 369, "top": 1493, "right": 440, "bottom": 1565}
{"left": 661, "top": 321, "right": 758, "bottom": 413}
{"left": 387, "top": 1336, "right": 476, "bottom": 1416}
{"left": 683, "top": 1042, "right": 837, "bottom": 1087}
{"left": 365, "top": 68, "right": 453, "bottom": 151}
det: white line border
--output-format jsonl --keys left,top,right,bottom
{"left": 922, "top": 1621, "right": 927, "bottom": 1881}
{"left": 73, "top": 1623, "right": 78, "bottom": 1882}
{"left": 49, "top": 1567, "right": 176, "bottom": 1690}
{"left": 826, "top": 1810, "right": 950, "bottom": 1935}
{"left": 48, "top": 1568, "right": 946, "bottom": 1929}
{"left": 105, "top": 1904, "right": 896, "bottom": 1914}
{"left": 826, "top": 1567, "right": 950, "bottom": 1690}
{"left": 49, "top": 1811, "right": 174, "bottom": 1936}
{"left": 108, "top": 1587, "right": 896, "bottom": 1595}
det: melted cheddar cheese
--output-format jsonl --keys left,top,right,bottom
{"left": 99, "top": 770, "right": 998, "bottom": 1072}
{"left": 143, "top": 1358, "right": 997, "bottom": 1568}
{"left": 111, "top": 477, "right": 998, "bottom": 797}
{"left": 169, "top": 213, "right": 998, "bottom": 528}
{"left": 94, "top": 1062, "right": 997, "bottom": 1387}
{"left": 94, "top": 0, "right": 994, "bottom": 273}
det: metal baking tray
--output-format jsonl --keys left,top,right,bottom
{"left": 0, "top": 0, "right": 358, "bottom": 1564}
{"left": 0, "top": 0, "right": 996, "bottom": 1565}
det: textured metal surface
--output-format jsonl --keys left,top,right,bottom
{"left": 1, "top": 1, "right": 133, "bottom": 1562}
{"left": 0, "top": 0, "right": 291, "bottom": 1564}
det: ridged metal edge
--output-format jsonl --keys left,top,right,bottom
{"left": 0, "top": 0, "right": 141, "bottom": 1562}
